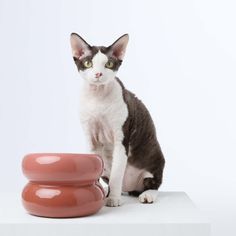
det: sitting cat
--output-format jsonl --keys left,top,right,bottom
{"left": 70, "top": 33, "right": 165, "bottom": 207}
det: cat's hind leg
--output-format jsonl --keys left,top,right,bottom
{"left": 138, "top": 177, "right": 161, "bottom": 204}
{"left": 139, "top": 189, "right": 158, "bottom": 203}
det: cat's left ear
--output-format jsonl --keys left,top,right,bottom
{"left": 109, "top": 34, "right": 129, "bottom": 60}
{"left": 70, "top": 33, "right": 91, "bottom": 60}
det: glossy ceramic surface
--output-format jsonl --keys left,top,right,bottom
{"left": 22, "top": 153, "right": 103, "bottom": 184}
{"left": 22, "top": 153, "right": 105, "bottom": 218}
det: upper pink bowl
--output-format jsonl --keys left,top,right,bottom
{"left": 22, "top": 153, "right": 104, "bottom": 185}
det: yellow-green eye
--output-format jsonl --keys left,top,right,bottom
{"left": 105, "top": 61, "right": 114, "bottom": 69}
{"left": 83, "top": 60, "right": 92, "bottom": 68}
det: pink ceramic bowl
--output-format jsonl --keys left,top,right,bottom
{"left": 22, "top": 153, "right": 105, "bottom": 218}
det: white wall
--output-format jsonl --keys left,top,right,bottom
{"left": 0, "top": 0, "right": 236, "bottom": 235}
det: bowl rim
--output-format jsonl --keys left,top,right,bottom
{"left": 24, "top": 153, "right": 101, "bottom": 156}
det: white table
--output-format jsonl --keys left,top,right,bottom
{"left": 0, "top": 192, "right": 210, "bottom": 236}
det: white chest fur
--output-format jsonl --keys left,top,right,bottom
{"left": 79, "top": 79, "right": 128, "bottom": 145}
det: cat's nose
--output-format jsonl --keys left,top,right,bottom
{"left": 95, "top": 72, "right": 103, "bottom": 78}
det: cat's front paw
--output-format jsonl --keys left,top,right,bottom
{"left": 105, "top": 196, "right": 122, "bottom": 207}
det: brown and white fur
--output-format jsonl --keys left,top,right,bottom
{"left": 70, "top": 33, "right": 165, "bottom": 207}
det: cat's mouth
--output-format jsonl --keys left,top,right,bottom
{"left": 92, "top": 80, "right": 102, "bottom": 85}
{"left": 91, "top": 77, "right": 105, "bottom": 84}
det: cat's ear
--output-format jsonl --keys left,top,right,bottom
{"left": 70, "top": 33, "right": 91, "bottom": 60}
{"left": 109, "top": 34, "right": 129, "bottom": 60}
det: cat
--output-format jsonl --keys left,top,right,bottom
{"left": 70, "top": 33, "right": 165, "bottom": 207}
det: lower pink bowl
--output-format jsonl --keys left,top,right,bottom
{"left": 22, "top": 153, "right": 105, "bottom": 218}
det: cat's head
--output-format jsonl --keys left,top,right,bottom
{"left": 70, "top": 33, "right": 129, "bottom": 85}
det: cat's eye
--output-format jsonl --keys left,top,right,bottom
{"left": 105, "top": 61, "right": 114, "bottom": 69}
{"left": 83, "top": 60, "right": 92, "bottom": 68}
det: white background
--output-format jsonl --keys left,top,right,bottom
{"left": 0, "top": 0, "right": 236, "bottom": 235}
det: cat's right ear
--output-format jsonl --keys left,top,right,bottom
{"left": 108, "top": 34, "right": 129, "bottom": 60}
{"left": 70, "top": 33, "right": 91, "bottom": 61}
